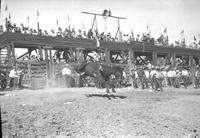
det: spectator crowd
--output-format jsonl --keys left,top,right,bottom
{"left": 0, "top": 19, "right": 200, "bottom": 49}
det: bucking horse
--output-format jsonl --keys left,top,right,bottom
{"left": 74, "top": 61, "right": 123, "bottom": 93}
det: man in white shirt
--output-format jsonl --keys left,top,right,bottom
{"left": 9, "top": 68, "right": 23, "bottom": 89}
{"left": 62, "top": 66, "right": 73, "bottom": 87}
{"left": 167, "top": 68, "right": 175, "bottom": 87}
{"left": 181, "top": 68, "right": 190, "bottom": 88}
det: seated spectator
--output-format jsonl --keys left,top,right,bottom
{"left": 38, "top": 29, "right": 42, "bottom": 35}
{"left": 57, "top": 27, "right": 62, "bottom": 37}
{"left": 123, "top": 34, "right": 129, "bottom": 42}
{"left": 93, "top": 29, "right": 98, "bottom": 39}
{"left": 136, "top": 34, "right": 140, "bottom": 41}
{"left": 77, "top": 30, "right": 82, "bottom": 38}
{"left": 82, "top": 30, "right": 87, "bottom": 39}
{"left": 63, "top": 28, "right": 70, "bottom": 38}
{"left": 157, "top": 34, "right": 164, "bottom": 45}
{"left": 21, "top": 23, "right": 28, "bottom": 34}
{"left": 71, "top": 28, "right": 76, "bottom": 38}
{"left": 44, "top": 30, "right": 48, "bottom": 36}
{"left": 87, "top": 29, "right": 93, "bottom": 39}
{"left": 107, "top": 32, "right": 112, "bottom": 41}
{"left": 6, "top": 20, "right": 13, "bottom": 32}
{"left": 99, "top": 32, "right": 105, "bottom": 40}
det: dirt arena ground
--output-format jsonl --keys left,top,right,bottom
{"left": 1, "top": 86, "right": 200, "bottom": 138}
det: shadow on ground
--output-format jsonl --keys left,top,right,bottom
{"left": 85, "top": 94, "right": 127, "bottom": 100}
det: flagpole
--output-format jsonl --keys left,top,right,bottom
{"left": 0, "top": 0, "right": 1, "bottom": 21}
{"left": 37, "top": 10, "right": 40, "bottom": 33}
{"left": 27, "top": 15, "right": 29, "bottom": 29}
{"left": 5, "top": 4, "right": 8, "bottom": 32}
{"left": 56, "top": 18, "right": 59, "bottom": 28}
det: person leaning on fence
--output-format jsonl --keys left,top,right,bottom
{"left": 9, "top": 67, "right": 23, "bottom": 89}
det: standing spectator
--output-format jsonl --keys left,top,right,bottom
{"left": 154, "top": 67, "right": 163, "bottom": 92}
{"left": 130, "top": 68, "right": 138, "bottom": 89}
{"left": 181, "top": 67, "right": 190, "bottom": 88}
{"left": 61, "top": 66, "right": 74, "bottom": 87}
{"left": 9, "top": 67, "right": 23, "bottom": 89}
{"left": 150, "top": 67, "right": 157, "bottom": 89}
{"left": 167, "top": 68, "right": 175, "bottom": 87}
{"left": 162, "top": 68, "right": 168, "bottom": 87}
{"left": 194, "top": 67, "right": 200, "bottom": 88}
{"left": 137, "top": 67, "right": 146, "bottom": 89}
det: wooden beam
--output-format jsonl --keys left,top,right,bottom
{"left": 7, "top": 43, "right": 11, "bottom": 65}
{"left": 17, "top": 51, "right": 29, "bottom": 59}
{"left": 128, "top": 48, "right": 135, "bottom": 65}
{"left": 81, "top": 11, "right": 126, "bottom": 19}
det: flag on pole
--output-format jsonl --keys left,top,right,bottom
{"left": 198, "top": 32, "right": 200, "bottom": 40}
{"left": 194, "top": 35, "right": 197, "bottom": 41}
{"left": 27, "top": 15, "right": 29, "bottom": 24}
{"left": 82, "top": 22, "right": 85, "bottom": 30}
{"left": 5, "top": 4, "right": 7, "bottom": 11}
{"left": 8, "top": 12, "right": 11, "bottom": 20}
{"left": 181, "top": 30, "right": 184, "bottom": 34}
{"left": 146, "top": 24, "right": 151, "bottom": 35}
{"left": 27, "top": 15, "right": 29, "bottom": 28}
{"left": 131, "top": 29, "right": 134, "bottom": 38}
{"left": 56, "top": 18, "right": 59, "bottom": 27}
{"left": 37, "top": 10, "right": 39, "bottom": 20}
{"left": 37, "top": 10, "right": 40, "bottom": 33}
{"left": 164, "top": 27, "right": 167, "bottom": 33}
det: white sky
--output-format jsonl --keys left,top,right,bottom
{"left": 1, "top": 0, "right": 200, "bottom": 45}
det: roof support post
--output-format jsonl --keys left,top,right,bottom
{"left": 38, "top": 46, "right": 43, "bottom": 61}
{"left": 49, "top": 48, "right": 55, "bottom": 86}
{"left": 0, "top": 49, "right": 1, "bottom": 65}
{"left": 105, "top": 48, "right": 111, "bottom": 63}
{"left": 44, "top": 48, "right": 49, "bottom": 87}
{"left": 171, "top": 52, "right": 176, "bottom": 67}
{"left": 129, "top": 48, "right": 135, "bottom": 67}
{"left": 189, "top": 55, "right": 195, "bottom": 85}
{"left": 11, "top": 42, "right": 16, "bottom": 68}
{"left": 152, "top": 51, "right": 157, "bottom": 66}
{"left": 129, "top": 48, "right": 135, "bottom": 88}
